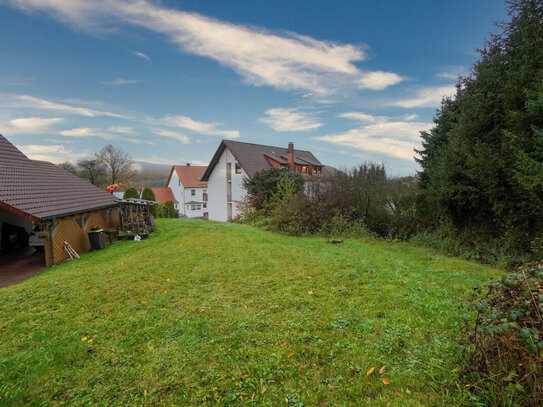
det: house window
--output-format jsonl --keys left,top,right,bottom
{"left": 191, "top": 189, "right": 195, "bottom": 196}
{"left": 235, "top": 163, "right": 242, "bottom": 174}
{"left": 203, "top": 203, "right": 207, "bottom": 208}
{"left": 203, "top": 189, "right": 207, "bottom": 194}
{"left": 302, "top": 166, "right": 307, "bottom": 173}
{"left": 191, "top": 204, "right": 201, "bottom": 211}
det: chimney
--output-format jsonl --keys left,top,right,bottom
{"left": 287, "top": 142, "right": 295, "bottom": 171}
{"left": 186, "top": 163, "right": 191, "bottom": 166}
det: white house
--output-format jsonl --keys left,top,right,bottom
{"left": 165, "top": 165, "right": 208, "bottom": 218}
{"left": 201, "top": 140, "right": 324, "bottom": 221}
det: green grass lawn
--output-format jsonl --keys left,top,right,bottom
{"left": 0, "top": 219, "right": 502, "bottom": 406}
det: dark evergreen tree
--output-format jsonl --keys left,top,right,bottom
{"left": 123, "top": 187, "right": 139, "bottom": 199}
{"left": 417, "top": 0, "right": 543, "bottom": 255}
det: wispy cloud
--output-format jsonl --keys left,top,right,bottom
{"left": 59, "top": 127, "right": 153, "bottom": 144}
{"left": 316, "top": 113, "right": 432, "bottom": 161}
{"left": 153, "top": 129, "right": 190, "bottom": 144}
{"left": 3, "top": 117, "right": 64, "bottom": 134}
{"left": 107, "top": 126, "right": 133, "bottom": 134}
{"left": 134, "top": 51, "right": 150, "bottom": 61}
{"left": 4, "top": 0, "right": 404, "bottom": 95}
{"left": 101, "top": 78, "right": 140, "bottom": 86}
{"left": 16, "top": 143, "right": 88, "bottom": 163}
{"left": 163, "top": 115, "right": 240, "bottom": 138}
{"left": 260, "top": 107, "right": 322, "bottom": 132}
{"left": 390, "top": 85, "right": 456, "bottom": 108}
{"left": 2, "top": 94, "right": 126, "bottom": 118}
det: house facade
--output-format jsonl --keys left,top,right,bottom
{"left": 201, "top": 140, "right": 324, "bottom": 221}
{"left": 165, "top": 165, "right": 208, "bottom": 218}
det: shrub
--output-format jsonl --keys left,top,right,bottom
{"left": 141, "top": 187, "right": 156, "bottom": 201}
{"left": 466, "top": 264, "right": 543, "bottom": 405}
{"left": 165, "top": 200, "right": 177, "bottom": 218}
{"left": 123, "top": 187, "right": 139, "bottom": 199}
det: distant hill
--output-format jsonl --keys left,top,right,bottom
{"left": 133, "top": 161, "right": 172, "bottom": 188}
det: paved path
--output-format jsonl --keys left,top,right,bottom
{"left": 0, "top": 247, "right": 46, "bottom": 288}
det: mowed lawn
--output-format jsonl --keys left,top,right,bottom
{"left": 0, "top": 219, "right": 501, "bottom": 406}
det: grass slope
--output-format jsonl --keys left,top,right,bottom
{"left": 0, "top": 219, "right": 502, "bottom": 406}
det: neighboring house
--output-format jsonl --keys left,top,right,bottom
{"left": 201, "top": 140, "right": 324, "bottom": 221}
{"left": 0, "top": 134, "right": 120, "bottom": 266}
{"left": 165, "top": 165, "right": 208, "bottom": 218}
{"left": 149, "top": 187, "right": 179, "bottom": 211}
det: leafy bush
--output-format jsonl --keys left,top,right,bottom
{"left": 242, "top": 168, "right": 304, "bottom": 208}
{"left": 164, "top": 200, "right": 177, "bottom": 218}
{"left": 123, "top": 187, "right": 139, "bottom": 199}
{"left": 466, "top": 263, "right": 543, "bottom": 405}
{"left": 141, "top": 187, "right": 156, "bottom": 201}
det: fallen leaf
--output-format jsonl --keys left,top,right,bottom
{"left": 366, "top": 382, "right": 373, "bottom": 386}
{"left": 287, "top": 352, "right": 294, "bottom": 358}
{"left": 144, "top": 390, "right": 148, "bottom": 396}
{"left": 349, "top": 369, "right": 358, "bottom": 376}
{"left": 81, "top": 336, "right": 88, "bottom": 341}
{"left": 366, "top": 367, "right": 375, "bottom": 376}
{"left": 382, "top": 378, "right": 390, "bottom": 385}
{"left": 308, "top": 290, "right": 313, "bottom": 295}
{"left": 395, "top": 390, "right": 402, "bottom": 398}
{"left": 280, "top": 341, "right": 287, "bottom": 347}
{"left": 243, "top": 304, "right": 248, "bottom": 309}
{"left": 260, "top": 388, "right": 267, "bottom": 395}
{"left": 298, "top": 365, "right": 304, "bottom": 369}
{"left": 379, "top": 365, "right": 387, "bottom": 374}
{"left": 406, "top": 388, "right": 411, "bottom": 394}
{"left": 329, "top": 385, "right": 338, "bottom": 391}
{"left": 88, "top": 339, "right": 93, "bottom": 343}
{"left": 209, "top": 339, "right": 215, "bottom": 343}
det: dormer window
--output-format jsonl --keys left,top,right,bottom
{"left": 235, "top": 163, "right": 242, "bottom": 174}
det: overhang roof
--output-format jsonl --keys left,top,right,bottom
{"left": 202, "top": 140, "right": 323, "bottom": 180}
{"left": 150, "top": 187, "right": 178, "bottom": 204}
{"left": 0, "top": 133, "right": 118, "bottom": 221}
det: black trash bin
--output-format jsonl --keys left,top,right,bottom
{"left": 88, "top": 230, "right": 105, "bottom": 251}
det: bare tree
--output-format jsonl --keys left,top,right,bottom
{"left": 77, "top": 158, "right": 107, "bottom": 187}
{"left": 57, "top": 161, "right": 79, "bottom": 176}
{"left": 96, "top": 144, "right": 135, "bottom": 186}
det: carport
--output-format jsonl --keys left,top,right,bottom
{"left": 0, "top": 133, "right": 120, "bottom": 286}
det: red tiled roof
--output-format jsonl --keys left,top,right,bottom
{"left": 0, "top": 134, "right": 117, "bottom": 221}
{"left": 166, "top": 165, "right": 207, "bottom": 188}
{"left": 202, "top": 140, "right": 323, "bottom": 180}
{"left": 150, "top": 187, "right": 178, "bottom": 204}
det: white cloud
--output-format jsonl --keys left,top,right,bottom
{"left": 338, "top": 112, "right": 386, "bottom": 123}
{"left": 4, "top": 0, "right": 404, "bottom": 95}
{"left": 3, "top": 117, "right": 64, "bottom": 134}
{"left": 59, "top": 127, "right": 153, "bottom": 144}
{"left": 134, "top": 51, "right": 150, "bottom": 61}
{"left": 259, "top": 108, "right": 322, "bottom": 132}
{"left": 153, "top": 129, "right": 190, "bottom": 144}
{"left": 316, "top": 116, "right": 433, "bottom": 161}
{"left": 163, "top": 115, "right": 240, "bottom": 138}
{"left": 358, "top": 71, "right": 405, "bottom": 90}
{"left": 16, "top": 143, "right": 88, "bottom": 163}
{"left": 8, "top": 94, "right": 126, "bottom": 118}
{"left": 391, "top": 85, "right": 456, "bottom": 108}
{"left": 101, "top": 78, "right": 140, "bottom": 86}
{"left": 107, "top": 126, "right": 133, "bottom": 134}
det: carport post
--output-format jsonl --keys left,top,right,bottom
{"left": 45, "top": 218, "right": 57, "bottom": 267}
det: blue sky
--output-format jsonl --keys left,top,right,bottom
{"left": 0, "top": 0, "right": 507, "bottom": 175}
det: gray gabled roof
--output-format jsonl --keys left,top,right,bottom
{"left": 202, "top": 140, "right": 322, "bottom": 180}
{"left": 0, "top": 133, "right": 118, "bottom": 221}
